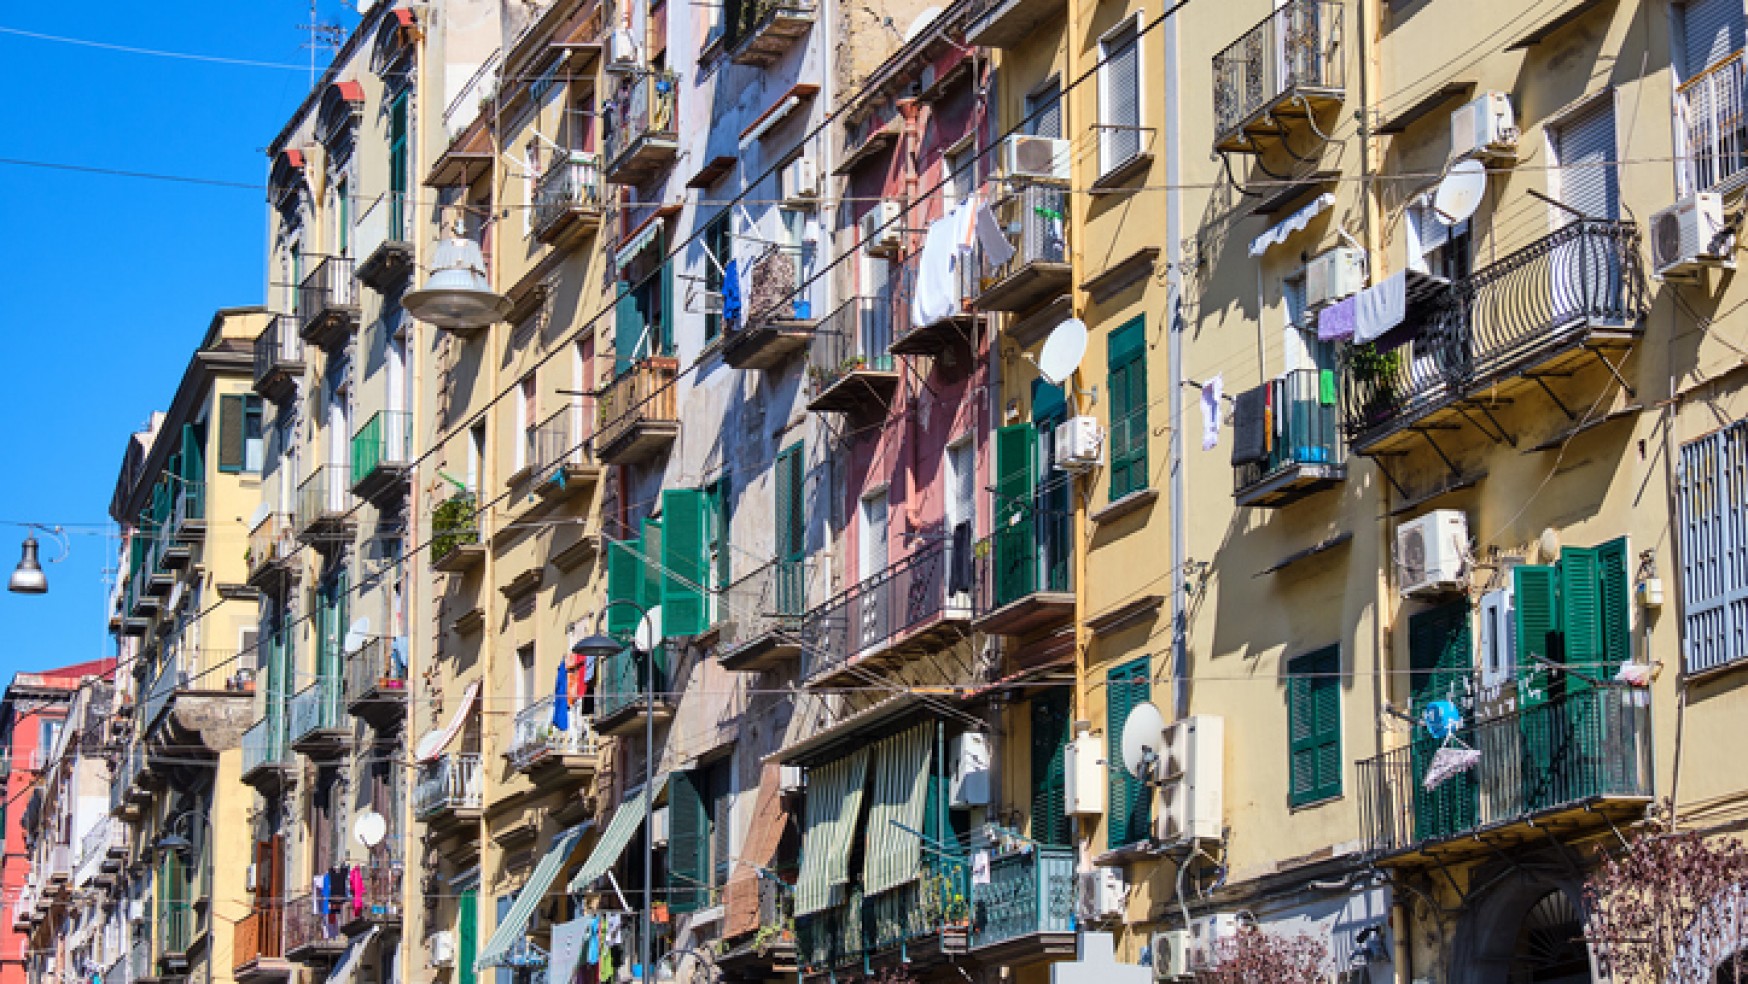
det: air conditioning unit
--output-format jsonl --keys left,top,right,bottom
{"left": 1002, "top": 134, "right": 1071, "bottom": 182}
{"left": 650, "top": 805, "right": 670, "bottom": 848}
{"left": 1054, "top": 416, "right": 1105, "bottom": 473}
{"left": 949, "top": 732, "right": 991, "bottom": 808}
{"left": 1152, "top": 930, "right": 1191, "bottom": 980}
{"left": 783, "top": 157, "right": 821, "bottom": 204}
{"left": 428, "top": 931, "right": 457, "bottom": 968}
{"left": 1396, "top": 509, "right": 1469, "bottom": 597}
{"left": 1064, "top": 728, "right": 1106, "bottom": 816}
{"left": 779, "top": 765, "right": 806, "bottom": 794}
{"left": 1074, "top": 867, "right": 1126, "bottom": 923}
{"left": 1651, "top": 192, "right": 1735, "bottom": 280}
{"left": 608, "top": 28, "right": 640, "bottom": 68}
{"left": 1154, "top": 716, "right": 1224, "bottom": 844}
{"left": 245, "top": 864, "right": 258, "bottom": 893}
{"left": 1187, "top": 914, "right": 1241, "bottom": 970}
{"left": 1450, "top": 91, "right": 1519, "bottom": 162}
{"left": 1477, "top": 586, "right": 1516, "bottom": 692}
{"left": 860, "top": 201, "right": 902, "bottom": 255}
{"left": 1304, "top": 248, "right": 1366, "bottom": 308}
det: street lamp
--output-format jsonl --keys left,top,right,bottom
{"left": 8, "top": 525, "right": 66, "bottom": 595}
{"left": 403, "top": 230, "right": 512, "bottom": 330}
{"left": 573, "top": 599, "right": 660, "bottom": 984}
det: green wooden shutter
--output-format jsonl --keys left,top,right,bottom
{"left": 1106, "top": 318, "right": 1147, "bottom": 501}
{"left": 774, "top": 443, "right": 805, "bottom": 618}
{"left": 217, "top": 394, "right": 246, "bottom": 473}
{"left": 1105, "top": 659, "right": 1152, "bottom": 849}
{"left": 457, "top": 888, "right": 479, "bottom": 984}
{"left": 662, "top": 489, "right": 709, "bottom": 637}
{"left": 667, "top": 769, "right": 710, "bottom": 913}
{"left": 1030, "top": 691, "right": 1072, "bottom": 847}
{"left": 641, "top": 517, "right": 663, "bottom": 615}
{"left": 614, "top": 281, "right": 637, "bottom": 376}
{"left": 657, "top": 229, "right": 674, "bottom": 355}
{"left": 1597, "top": 537, "right": 1632, "bottom": 667}
{"left": 606, "top": 535, "right": 643, "bottom": 636}
{"left": 994, "top": 423, "right": 1038, "bottom": 608}
{"left": 1288, "top": 645, "right": 1342, "bottom": 807}
{"left": 1514, "top": 565, "right": 1561, "bottom": 707}
{"left": 1407, "top": 603, "right": 1476, "bottom": 839}
{"left": 1559, "top": 546, "right": 1603, "bottom": 686}
{"left": 180, "top": 424, "right": 201, "bottom": 484}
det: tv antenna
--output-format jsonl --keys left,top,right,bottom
{"left": 298, "top": 0, "right": 347, "bottom": 88}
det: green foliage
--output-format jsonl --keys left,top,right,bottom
{"left": 432, "top": 493, "right": 478, "bottom": 562}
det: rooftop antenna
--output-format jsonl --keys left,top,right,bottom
{"left": 298, "top": 0, "right": 346, "bottom": 89}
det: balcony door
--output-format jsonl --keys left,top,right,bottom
{"left": 1675, "top": 0, "right": 1748, "bottom": 194}
{"left": 945, "top": 438, "right": 975, "bottom": 611}
{"left": 1549, "top": 97, "right": 1624, "bottom": 326}
{"left": 858, "top": 489, "right": 889, "bottom": 650}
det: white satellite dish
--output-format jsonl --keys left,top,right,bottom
{"left": 1432, "top": 159, "right": 1487, "bottom": 226}
{"left": 635, "top": 605, "right": 664, "bottom": 651}
{"left": 354, "top": 810, "right": 387, "bottom": 848}
{"left": 1037, "top": 318, "right": 1088, "bottom": 386}
{"left": 1120, "top": 701, "right": 1170, "bottom": 783}
{"left": 247, "top": 501, "right": 271, "bottom": 531}
{"left": 413, "top": 730, "right": 446, "bottom": 763}
{"left": 903, "top": 7, "right": 942, "bottom": 43}
{"left": 344, "top": 617, "right": 371, "bottom": 655}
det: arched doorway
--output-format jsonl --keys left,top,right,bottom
{"left": 1507, "top": 891, "right": 1592, "bottom": 984}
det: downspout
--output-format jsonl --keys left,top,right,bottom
{"left": 1065, "top": 0, "right": 1092, "bottom": 866}
{"left": 1165, "top": 0, "right": 1188, "bottom": 720}
{"left": 898, "top": 97, "right": 925, "bottom": 536}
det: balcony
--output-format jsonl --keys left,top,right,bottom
{"left": 252, "top": 315, "right": 305, "bottom": 401}
{"left": 594, "top": 646, "right": 676, "bottom": 737}
{"left": 719, "top": 560, "right": 807, "bottom": 672}
{"left": 1211, "top": 0, "right": 1346, "bottom": 154}
{"left": 350, "top": 410, "right": 413, "bottom": 503}
{"left": 967, "top": 846, "right": 1075, "bottom": 962}
{"left": 1358, "top": 685, "right": 1653, "bottom": 866}
{"left": 432, "top": 492, "right": 486, "bottom": 573}
{"left": 355, "top": 192, "right": 414, "bottom": 291}
{"left": 965, "top": 0, "right": 1057, "bottom": 48}
{"left": 414, "top": 753, "right": 483, "bottom": 827}
{"left": 247, "top": 512, "right": 299, "bottom": 590}
{"left": 727, "top": 0, "right": 816, "bottom": 65}
{"left": 722, "top": 247, "right": 817, "bottom": 371}
{"left": 283, "top": 895, "right": 347, "bottom": 963}
{"left": 527, "top": 408, "right": 602, "bottom": 501}
{"left": 110, "top": 743, "right": 147, "bottom": 818}
{"left": 806, "top": 297, "right": 898, "bottom": 418}
{"left": 241, "top": 716, "right": 294, "bottom": 793}
{"left": 296, "top": 465, "right": 355, "bottom": 546}
{"left": 288, "top": 677, "right": 348, "bottom": 756}
{"left": 45, "top": 844, "right": 71, "bottom": 887}
{"left": 297, "top": 256, "right": 360, "bottom": 349}
{"left": 973, "top": 183, "right": 1071, "bottom": 314}
{"left": 506, "top": 695, "right": 600, "bottom": 778}
{"left": 1341, "top": 221, "right": 1647, "bottom": 455}
{"left": 1233, "top": 369, "right": 1346, "bottom": 508}
{"left": 596, "top": 357, "right": 680, "bottom": 465}
{"left": 342, "top": 860, "right": 404, "bottom": 934}
{"left": 1676, "top": 51, "right": 1748, "bottom": 196}
{"left": 233, "top": 904, "right": 293, "bottom": 981}
{"left": 801, "top": 543, "right": 970, "bottom": 689}
{"left": 890, "top": 248, "right": 978, "bottom": 356}
{"left": 974, "top": 516, "right": 1074, "bottom": 639}
{"left": 534, "top": 153, "right": 606, "bottom": 244}
{"left": 604, "top": 71, "right": 679, "bottom": 184}
{"left": 345, "top": 635, "right": 407, "bottom": 726}
{"left": 143, "top": 653, "right": 253, "bottom": 752}
{"left": 796, "top": 857, "right": 969, "bottom": 973}
{"left": 159, "top": 901, "right": 194, "bottom": 972}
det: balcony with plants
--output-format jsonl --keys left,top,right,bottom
{"left": 506, "top": 694, "right": 600, "bottom": 779}
{"left": 534, "top": 152, "right": 605, "bottom": 243}
{"left": 966, "top": 844, "right": 1075, "bottom": 961}
{"left": 596, "top": 356, "right": 680, "bottom": 465}
{"left": 604, "top": 71, "right": 679, "bottom": 184}
{"left": 724, "top": 0, "right": 815, "bottom": 65}
{"left": 432, "top": 490, "right": 485, "bottom": 573}
{"left": 296, "top": 255, "right": 359, "bottom": 349}
{"left": 800, "top": 541, "right": 969, "bottom": 690}
{"left": 252, "top": 314, "right": 305, "bottom": 401}
{"left": 1211, "top": 0, "right": 1346, "bottom": 154}
{"left": 1231, "top": 368, "right": 1345, "bottom": 508}
{"left": 805, "top": 296, "right": 897, "bottom": 417}
{"left": 345, "top": 635, "right": 407, "bottom": 726}
{"left": 974, "top": 182, "right": 1071, "bottom": 314}
{"left": 350, "top": 410, "right": 413, "bottom": 503}
{"left": 722, "top": 246, "right": 817, "bottom": 371}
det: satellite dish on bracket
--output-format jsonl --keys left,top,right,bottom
{"left": 1120, "top": 702, "right": 1170, "bottom": 784}
{"left": 1432, "top": 159, "right": 1487, "bottom": 226}
{"left": 344, "top": 617, "right": 372, "bottom": 655}
{"left": 354, "top": 810, "right": 387, "bottom": 848}
{"left": 1037, "top": 318, "right": 1088, "bottom": 386}
{"left": 635, "top": 605, "right": 665, "bottom": 652}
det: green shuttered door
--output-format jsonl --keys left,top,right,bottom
{"left": 662, "top": 489, "right": 709, "bottom": 637}
{"left": 668, "top": 769, "right": 711, "bottom": 913}
{"left": 1107, "top": 318, "right": 1148, "bottom": 501}
{"left": 1407, "top": 602, "right": 1476, "bottom": 839}
{"left": 1030, "top": 691, "right": 1072, "bottom": 847}
{"left": 1106, "top": 659, "right": 1151, "bottom": 849}
{"left": 994, "top": 424, "right": 1037, "bottom": 607}
{"left": 1287, "top": 645, "right": 1342, "bottom": 806}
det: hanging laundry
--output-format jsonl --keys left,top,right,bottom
{"left": 553, "top": 662, "right": 571, "bottom": 732}
{"left": 586, "top": 914, "right": 602, "bottom": 965}
{"left": 604, "top": 912, "right": 623, "bottom": 944}
{"left": 948, "top": 522, "right": 974, "bottom": 595}
{"left": 1422, "top": 745, "right": 1482, "bottom": 791}
{"left": 598, "top": 937, "right": 615, "bottom": 982}
{"left": 1319, "top": 370, "right": 1338, "bottom": 407}
{"left": 1317, "top": 295, "right": 1357, "bottom": 342}
{"left": 1230, "top": 386, "right": 1269, "bottom": 466}
{"left": 911, "top": 209, "right": 964, "bottom": 328}
{"left": 720, "top": 257, "right": 742, "bottom": 331}
{"left": 1263, "top": 381, "right": 1275, "bottom": 455}
{"left": 312, "top": 878, "right": 324, "bottom": 915}
{"left": 349, "top": 866, "right": 365, "bottom": 918}
{"left": 972, "top": 196, "right": 1016, "bottom": 270}
{"left": 1200, "top": 374, "right": 1222, "bottom": 451}
{"left": 971, "top": 851, "right": 992, "bottom": 886}
{"left": 1353, "top": 271, "right": 1407, "bottom": 344}
{"left": 551, "top": 916, "right": 591, "bottom": 984}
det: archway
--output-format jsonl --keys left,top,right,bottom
{"left": 1506, "top": 890, "right": 1591, "bottom": 984}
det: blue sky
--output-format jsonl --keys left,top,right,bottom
{"left": 0, "top": 2, "right": 358, "bottom": 681}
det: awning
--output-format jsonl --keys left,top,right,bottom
{"left": 568, "top": 775, "right": 670, "bottom": 893}
{"left": 792, "top": 748, "right": 870, "bottom": 917}
{"left": 723, "top": 765, "right": 792, "bottom": 937}
{"left": 326, "top": 926, "right": 379, "bottom": 984}
{"left": 614, "top": 205, "right": 680, "bottom": 270}
{"left": 477, "top": 823, "right": 593, "bottom": 969}
{"left": 862, "top": 725, "right": 933, "bottom": 896}
{"left": 415, "top": 681, "right": 479, "bottom": 763}
{"left": 1249, "top": 192, "right": 1336, "bottom": 257}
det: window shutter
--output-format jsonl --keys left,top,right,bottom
{"left": 1106, "top": 318, "right": 1148, "bottom": 500}
{"left": 1513, "top": 565, "right": 1560, "bottom": 709}
{"left": 457, "top": 889, "right": 479, "bottom": 984}
{"left": 1105, "top": 659, "right": 1152, "bottom": 848}
{"left": 1102, "top": 23, "right": 1141, "bottom": 165}
{"left": 662, "top": 489, "right": 710, "bottom": 637}
{"left": 994, "top": 424, "right": 1038, "bottom": 608}
{"left": 606, "top": 535, "right": 643, "bottom": 636}
{"left": 1288, "top": 645, "right": 1342, "bottom": 806}
{"left": 1682, "top": 0, "right": 1746, "bottom": 77}
{"left": 1596, "top": 537, "right": 1632, "bottom": 667}
{"left": 1553, "top": 99, "right": 1620, "bottom": 222}
{"left": 775, "top": 444, "right": 804, "bottom": 562}
{"left": 1558, "top": 546, "right": 1603, "bottom": 685}
{"left": 668, "top": 770, "right": 710, "bottom": 914}
{"left": 641, "top": 518, "right": 664, "bottom": 615}
{"left": 217, "top": 394, "right": 246, "bottom": 473}
{"left": 180, "top": 424, "right": 203, "bottom": 486}
{"left": 1030, "top": 691, "right": 1072, "bottom": 847}
{"left": 614, "top": 281, "right": 638, "bottom": 376}
{"left": 658, "top": 232, "right": 675, "bottom": 356}
{"left": 1678, "top": 423, "right": 1748, "bottom": 674}
{"left": 1407, "top": 601, "right": 1470, "bottom": 709}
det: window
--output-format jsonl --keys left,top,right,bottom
{"left": 218, "top": 394, "right": 265, "bottom": 474}
{"left": 243, "top": 397, "right": 265, "bottom": 472}
{"left": 704, "top": 473, "right": 732, "bottom": 619}
{"left": 1674, "top": 0, "right": 1748, "bottom": 193}
{"left": 1550, "top": 96, "right": 1621, "bottom": 222}
{"left": 1030, "top": 690, "right": 1073, "bottom": 846}
{"left": 669, "top": 757, "right": 733, "bottom": 913}
{"left": 468, "top": 422, "right": 486, "bottom": 493}
{"left": 239, "top": 627, "right": 260, "bottom": 674}
{"left": 1098, "top": 17, "right": 1142, "bottom": 175}
{"left": 516, "top": 645, "right": 536, "bottom": 713}
{"left": 1679, "top": 420, "right": 1748, "bottom": 674}
{"left": 1105, "top": 659, "right": 1151, "bottom": 848}
{"left": 1287, "top": 645, "right": 1342, "bottom": 806}
{"left": 389, "top": 89, "right": 409, "bottom": 235}
{"left": 703, "top": 214, "right": 731, "bottom": 341}
{"left": 1106, "top": 317, "right": 1149, "bottom": 500}
{"left": 335, "top": 176, "right": 350, "bottom": 256}
{"left": 516, "top": 375, "right": 536, "bottom": 471}
{"left": 774, "top": 443, "right": 805, "bottom": 615}
{"left": 943, "top": 141, "right": 976, "bottom": 215}
{"left": 859, "top": 488, "right": 888, "bottom": 583}
{"left": 1407, "top": 198, "right": 1473, "bottom": 282}
{"left": 1025, "top": 79, "right": 1063, "bottom": 139}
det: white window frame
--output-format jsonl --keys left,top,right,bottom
{"left": 859, "top": 486, "right": 889, "bottom": 584}
{"left": 1097, "top": 13, "right": 1145, "bottom": 177}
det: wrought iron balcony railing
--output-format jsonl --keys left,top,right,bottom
{"left": 726, "top": 0, "right": 816, "bottom": 65}
{"left": 719, "top": 559, "right": 809, "bottom": 670}
{"left": 975, "top": 183, "right": 1071, "bottom": 313}
{"left": 241, "top": 715, "right": 290, "bottom": 781}
{"left": 350, "top": 411, "right": 413, "bottom": 497}
{"left": 159, "top": 901, "right": 194, "bottom": 962}
{"left": 288, "top": 676, "right": 345, "bottom": 751}
{"left": 595, "top": 357, "right": 679, "bottom": 464}
{"left": 968, "top": 846, "right": 1075, "bottom": 952}
{"left": 508, "top": 695, "right": 599, "bottom": 771}
{"left": 414, "top": 753, "right": 483, "bottom": 820}
{"left": 1232, "top": 368, "right": 1346, "bottom": 507}
{"left": 345, "top": 635, "right": 407, "bottom": 721}
{"left": 527, "top": 406, "right": 598, "bottom": 492}
{"left": 796, "top": 857, "right": 970, "bottom": 972}
{"left": 806, "top": 296, "right": 898, "bottom": 415}
{"left": 355, "top": 191, "right": 413, "bottom": 289}
{"left": 1357, "top": 684, "right": 1653, "bottom": 860}
{"left": 975, "top": 492, "right": 1075, "bottom": 637}
{"left": 604, "top": 71, "right": 679, "bottom": 182}
{"left": 1676, "top": 51, "right": 1748, "bottom": 196}
{"left": 247, "top": 511, "right": 297, "bottom": 586}
{"left": 801, "top": 542, "right": 968, "bottom": 685}
{"left": 1211, "top": 0, "right": 1346, "bottom": 152}
{"left": 297, "top": 256, "right": 359, "bottom": 346}
{"left": 596, "top": 646, "right": 671, "bottom": 723}
{"left": 252, "top": 315, "right": 304, "bottom": 398}
{"left": 283, "top": 894, "right": 346, "bottom": 959}
{"left": 534, "top": 153, "right": 605, "bottom": 241}
{"left": 1340, "top": 220, "right": 1647, "bottom": 450}
{"left": 296, "top": 465, "right": 355, "bottom": 542}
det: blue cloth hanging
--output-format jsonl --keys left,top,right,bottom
{"left": 553, "top": 662, "right": 571, "bottom": 732}
{"left": 721, "top": 258, "right": 742, "bottom": 330}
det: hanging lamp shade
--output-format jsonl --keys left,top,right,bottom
{"left": 8, "top": 536, "right": 46, "bottom": 594}
{"left": 404, "top": 236, "right": 511, "bottom": 329}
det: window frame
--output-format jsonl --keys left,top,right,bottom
{"left": 1286, "top": 644, "right": 1343, "bottom": 807}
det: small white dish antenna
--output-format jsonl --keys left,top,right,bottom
{"left": 248, "top": 501, "right": 271, "bottom": 530}
{"left": 1037, "top": 318, "right": 1088, "bottom": 386}
{"left": 1120, "top": 701, "right": 1170, "bottom": 783}
{"left": 344, "top": 617, "right": 371, "bottom": 655}
{"left": 903, "top": 7, "right": 942, "bottom": 43}
{"left": 354, "top": 811, "right": 387, "bottom": 848}
{"left": 635, "top": 605, "right": 664, "bottom": 651}
{"left": 414, "top": 730, "right": 446, "bottom": 762}
{"left": 1433, "top": 159, "right": 1487, "bottom": 226}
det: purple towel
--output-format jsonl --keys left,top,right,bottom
{"left": 1318, "top": 296, "right": 1357, "bottom": 342}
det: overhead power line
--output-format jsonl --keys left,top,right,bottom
{"left": 0, "top": 23, "right": 310, "bottom": 71}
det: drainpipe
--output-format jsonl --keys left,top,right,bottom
{"left": 1165, "top": 0, "right": 1188, "bottom": 721}
{"left": 897, "top": 97, "right": 925, "bottom": 536}
{"left": 1065, "top": 0, "right": 1092, "bottom": 868}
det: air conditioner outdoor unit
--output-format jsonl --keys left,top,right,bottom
{"left": 1054, "top": 416, "right": 1105, "bottom": 473}
{"left": 860, "top": 201, "right": 902, "bottom": 255}
{"left": 783, "top": 157, "right": 821, "bottom": 204}
{"left": 1451, "top": 91, "right": 1519, "bottom": 162}
{"left": 779, "top": 765, "right": 805, "bottom": 794}
{"left": 1152, "top": 930, "right": 1191, "bottom": 980}
{"left": 1154, "top": 716, "right": 1224, "bottom": 844}
{"left": 1074, "top": 867, "right": 1127, "bottom": 923}
{"left": 1064, "top": 729, "right": 1106, "bottom": 816}
{"left": 428, "top": 931, "right": 457, "bottom": 968}
{"left": 1396, "top": 509, "right": 1469, "bottom": 597}
{"left": 1304, "top": 248, "right": 1366, "bottom": 308}
{"left": 1187, "top": 914, "right": 1241, "bottom": 970}
{"left": 650, "top": 805, "right": 670, "bottom": 848}
{"left": 949, "top": 732, "right": 991, "bottom": 808}
{"left": 608, "top": 28, "right": 640, "bottom": 68}
{"left": 1651, "top": 192, "right": 1735, "bottom": 280}
{"left": 1477, "top": 586, "right": 1516, "bottom": 692}
{"left": 1002, "top": 134, "right": 1071, "bottom": 182}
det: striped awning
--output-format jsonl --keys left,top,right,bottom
{"left": 793, "top": 748, "right": 870, "bottom": 917}
{"left": 326, "top": 926, "right": 379, "bottom": 984}
{"left": 568, "top": 775, "right": 670, "bottom": 894}
{"left": 415, "top": 681, "right": 479, "bottom": 763}
{"left": 862, "top": 725, "right": 934, "bottom": 897}
{"left": 477, "top": 823, "right": 593, "bottom": 969}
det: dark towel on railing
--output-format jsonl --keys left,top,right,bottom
{"left": 949, "top": 522, "right": 974, "bottom": 595}
{"left": 1231, "top": 385, "right": 1269, "bottom": 466}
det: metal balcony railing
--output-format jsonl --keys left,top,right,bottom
{"left": 144, "top": 656, "right": 188, "bottom": 730}
{"left": 1677, "top": 51, "right": 1748, "bottom": 195}
{"left": 355, "top": 192, "right": 411, "bottom": 262}
{"left": 1232, "top": 368, "right": 1345, "bottom": 494}
{"left": 414, "top": 754, "right": 483, "bottom": 819}
{"left": 350, "top": 863, "right": 403, "bottom": 924}
{"left": 283, "top": 895, "right": 341, "bottom": 955}
{"left": 528, "top": 407, "right": 595, "bottom": 485}
{"left": 75, "top": 819, "right": 115, "bottom": 883}
{"left": 726, "top": 0, "right": 816, "bottom": 63}
{"left": 159, "top": 901, "right": 194, "bottom": 959}
{"left": 130, "top": 938, "right": 151, "bottom": 982}
{"left": 169, "top": 479, "right": 205, "bottom": 539}
{"left": 968, "top": 846, "right": 1074, "bottom": 951}
{"left": 297, "top": 256, "right": 358, "bottom": 334}
{"left": 534, "top": 153, "right": 605, "bottom": 239}
{"left": 719, "top": 559, "right": 808, "bottom": 651}
{"left": 288, "top": 677, "right": 344, "bottom": 747}
{"left": 351, "top": 411, "right": 413, "bottom": 487}
{"left": 45, "top": 844, "right": 71, "bottom": 882}
{"left": 247, "top": 512, "right": 296, "bottom": 583}
{"left": 1340, "top": 220, "right": 1647, "bottom": 447}
{"left": 296, "top": 465, "right": 354, "bottom": 538}
{"left": 253, "top": 315, "right": 304, "bottom": 395}
{"left": 605, "top": 71, "right": 679, "bottom": 175}
{"left": 233, "top": 903, "right": 285, "bottom": 969}
{"left": 1357, "top": 684, "right": 1653, "bottom": 858}
{"left": 796, "top": 857, "right": 969, "bottom": 971}
{"left": 1211, "top": 0, "right": 1346, "bottom": 148}
{"left": 111, "top": 743, "right": 144, "bottom": 814}
{"left": 983, "top": 183, "right": 1069, "bottom": 283}
{"left": 807, "top": 296, "right": 894, "bottom": 390}
{"left": 345, "top": 635, "right": 407, "bottom": 709}
{"left": 508, "top": 696, "right": 599, "bottom": 770}
{"left": 801, "top": 542, "right": 965, "bottom": 684}
{"left": 242, "top": 716, "right": 289, "bottom": 776}
{"left": 596, "top": 357, "right": 679, "bottom": 458}
{"left": 980, "top": 488, "right": 1074, "bottom": 618}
